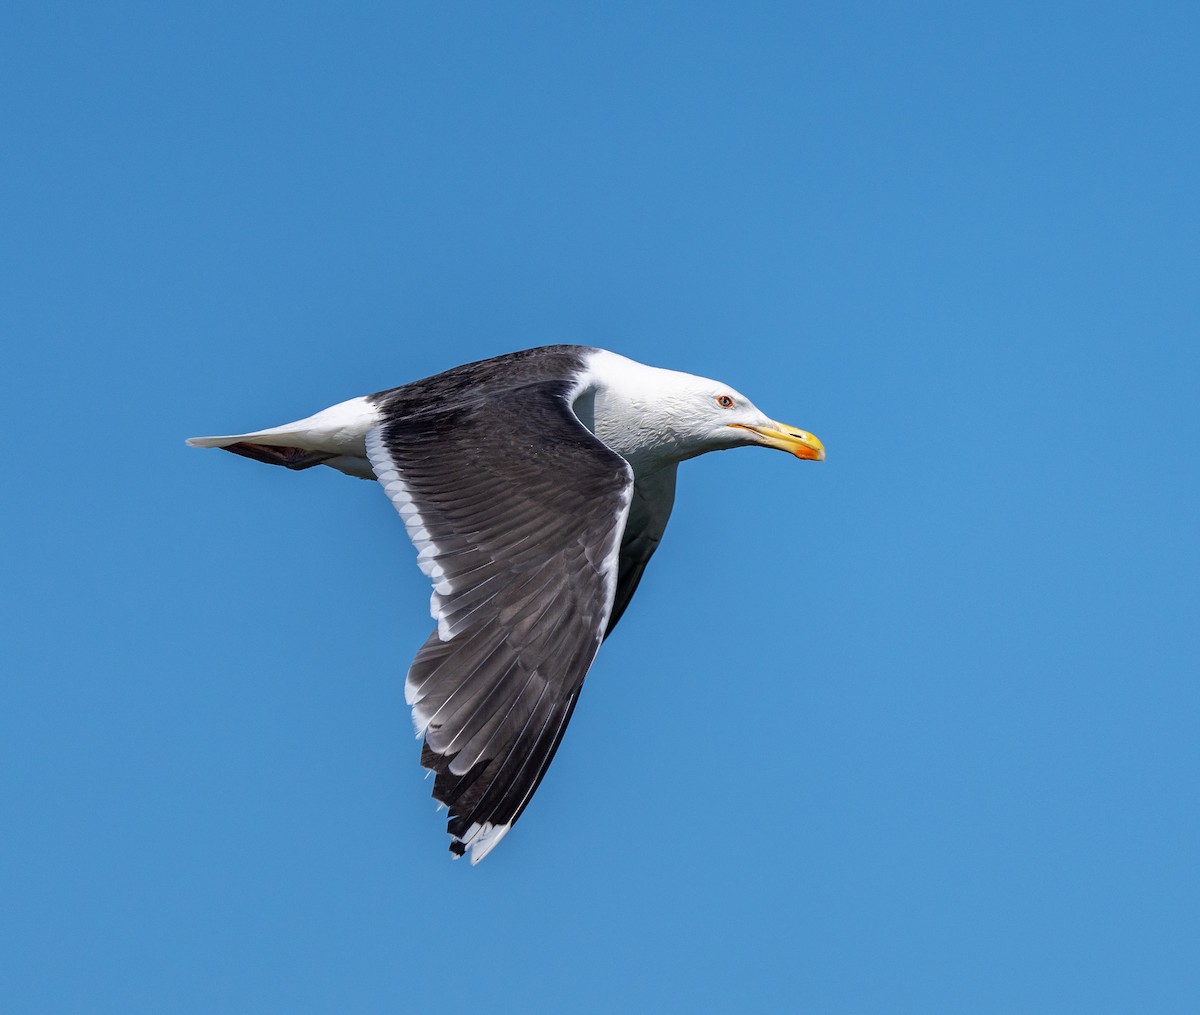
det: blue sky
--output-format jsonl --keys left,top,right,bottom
{"left": 3, "top": 2, "right": 1197, "bottom": 1011}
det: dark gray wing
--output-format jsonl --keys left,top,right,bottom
{"left": 365, "top": 379, "right": 633, "bottom": 862}
{"left": 605, "top": 465, "right": 678, "bottom": 637}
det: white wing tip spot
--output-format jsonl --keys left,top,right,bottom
{"left": 458, "top": 821, "right": 513, "bottom": 864}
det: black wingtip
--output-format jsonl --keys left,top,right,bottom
{"left": 222, "top": 442, "right": 336, "bottom": 471}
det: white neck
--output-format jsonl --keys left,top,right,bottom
{"left": 573, "top": 349, "right": 718, "bottom": 471}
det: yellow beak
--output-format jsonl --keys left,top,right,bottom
{"left": 729, "top": 422, "right": 825, "bottom": 461}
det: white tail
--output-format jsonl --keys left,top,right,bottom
{"left": 187, "top": 395, "right": 381, "bottom": 452}
{"left": 187, "top": 394, "right": 383, "bottom": 479}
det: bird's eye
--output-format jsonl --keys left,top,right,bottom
{"left": 716, "top": 394, "right": 735, "bottom": 409}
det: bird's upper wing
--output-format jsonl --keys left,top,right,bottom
{"left": 605, "top": 465, "right": 678, "bottom": 637}
{"left": 365, "top": 379, "right": 634, "bottom": 862}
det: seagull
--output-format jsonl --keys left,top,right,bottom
{"left": 189, "top": 345, "right": 824, "bottom": 861}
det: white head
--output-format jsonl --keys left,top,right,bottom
{"left": 578, "top": 350, "right": 825, "bottom": 469}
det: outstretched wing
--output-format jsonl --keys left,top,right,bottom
{"left": 605, "top": 465, "right": 678, "bottom": 638}
{"left": 366, "top": 379, "right": 633, "bottom": 862}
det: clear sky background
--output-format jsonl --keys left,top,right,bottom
{"left": 3, "top": 3, "right": 1198, "bottom": 1012}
